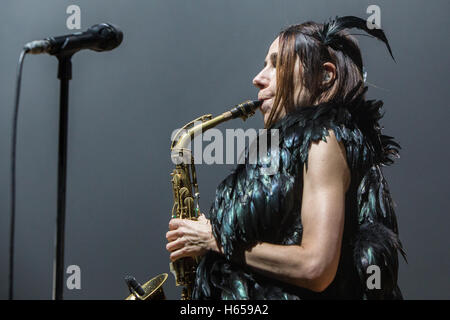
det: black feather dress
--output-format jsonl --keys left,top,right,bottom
{"left": 192, "top": 84, "right": 406, "bottom": 300}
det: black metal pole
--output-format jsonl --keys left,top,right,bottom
{"left": 53, "top": 54, "right": 73, "bottom": 300}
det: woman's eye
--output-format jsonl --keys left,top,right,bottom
{"left": 270, "top": 53, "right": 277, "bottom": 68}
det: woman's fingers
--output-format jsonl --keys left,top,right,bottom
{"left": 166, "top": 236, "right": 185, "bottom": 252}
{"left": 166, "top": 223, "right": 197, "bottom": 242}
{"left": 170, "top": 247, "right": 189, "bottom": 262}
{"left": 168, "top": 239, "right": 196, "bottom": 261}
{"left": 166, "top": 216, "right": 213, "bottom": 261}
{"left": 166, "top": 228, "right": 184, "bottom": 242}
{"left": 168, "top": 218, "right": 185, "bottom": 230}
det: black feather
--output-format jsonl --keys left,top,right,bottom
{"left": 319, "top": 15, "right": 395, "bottom": 62}
{"left": 353, "top": 222, "right": 406, "bottom": 299}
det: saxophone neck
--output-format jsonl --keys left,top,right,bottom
{"left": 171, "top": 100, "right": 262, "bottom": 151}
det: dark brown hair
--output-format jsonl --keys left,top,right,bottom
{"left": 267, "top": 22, "right": 364, "bottom": 128}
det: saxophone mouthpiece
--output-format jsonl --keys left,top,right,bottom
{"left": 230, "top": 100, "right": 263, "bottom": 121}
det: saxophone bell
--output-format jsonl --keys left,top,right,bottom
{"left": 124, "top": 274, "right": 168, "bottom": 300}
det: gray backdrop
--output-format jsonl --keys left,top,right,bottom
{"left": 0, "top": 0, "right": 449, "bottom": 300}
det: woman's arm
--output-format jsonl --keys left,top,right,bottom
{"left": 166, "top": 130, "right": 350, "bottom": 292}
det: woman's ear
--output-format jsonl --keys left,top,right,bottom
{"left": 322, "top": 62, "right": 336, "bottom": 86}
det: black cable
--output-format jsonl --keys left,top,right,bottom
{"left": 9, "top": 48, "right": 29, "bottom": 300}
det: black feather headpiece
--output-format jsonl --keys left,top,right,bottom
{"left": 318, "top": 15, "right": 395, "bottom": 71}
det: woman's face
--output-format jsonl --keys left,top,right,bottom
{"left": 253, "top": 37, "right": 304, "bottom": 126}
{"left": 253, "top": 37, "right": 280, "bottom": 126}
{"left": 254, "top": 36, "right": 337, "bottom": 126}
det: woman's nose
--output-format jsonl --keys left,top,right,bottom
{"left": 253, "top": 71, "right": 268, "bottom": 89}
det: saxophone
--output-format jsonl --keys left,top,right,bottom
{"left": 125, "top": 99, "right": 261, "bottom": 300}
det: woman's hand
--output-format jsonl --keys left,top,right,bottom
{"left": 166, "top": 214, "right": 219, "bottom": 262}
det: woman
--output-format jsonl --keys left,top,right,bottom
{"left": 166, "top": 16, "right": 406, "bottom": 299}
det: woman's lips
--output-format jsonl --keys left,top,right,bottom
{"left": 258, "top": 96, "right": 272, "bottom": 101}
{"left": 259, "top": 97, "right": 273, "bottom": 113}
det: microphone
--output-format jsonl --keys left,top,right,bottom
{"left": 24, "top": 23, "right": 123, "bottom": 55}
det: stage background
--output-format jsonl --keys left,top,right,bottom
{"left": 0, "top": 0, "right": 449, "bottom": 299}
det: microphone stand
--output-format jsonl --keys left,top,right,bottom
{"left": 53, "top": 53, "right": 73, "bottom": 300}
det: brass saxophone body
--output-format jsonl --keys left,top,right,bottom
{"left": 125, "top": 100, "right": 261, "bottom": 300}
